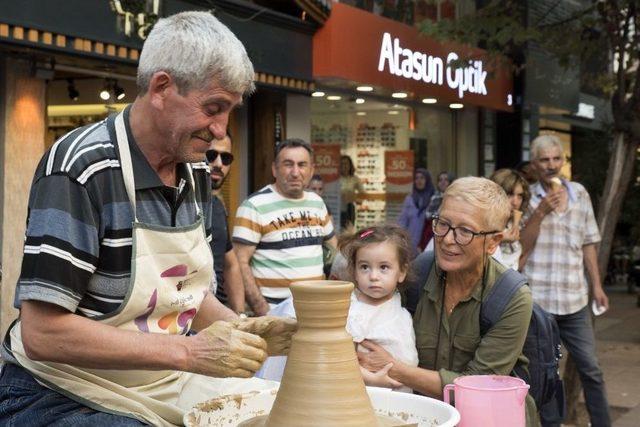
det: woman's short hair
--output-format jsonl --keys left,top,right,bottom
{"left": 530, "top": 134, "right": 564, "bottom": 160}
{"left": 490, "top": 168, "right": 531, "bottom": 211}
{"left": 443, "top": 177, "right": 511, "bottom": 231}
{"left": 137, "top": 11, "right": 255, "bottom": 96}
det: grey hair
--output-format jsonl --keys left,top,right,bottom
{"left": 530, "top": 134, "right": 564, "bottom": 160}
{"left": 137, "top": 11, "right": 255, "bottom": 95}
{"left": 443, "top": 176, "right": 511, "bottom": 231}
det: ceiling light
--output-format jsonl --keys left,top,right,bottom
{"left": 99, "top": 86, "right": 111, "bottom": 101}
{"left": 66, "top": 79, "right": 79, "bottom": 101}
{"left": 391, "top": 92, "right": 408, "bottom": 98}
{"left": 311, "top": 91, "right": 325, "bottom": 97}
{"left": 356, "top": 112, "right": 367, "bottom": 116}
{"left": 113, "top": 80, "right": 126, "bottom": 101}
{"left": 355, "top": 98, "right": 365, "bottom": 104}
{"left": 388, "top": 111, "right": 400, "bottom": 115}
{"left": 449, "top": 103, "right": 464, "bottom": 109}
{"left": 356, "top": 86, "right": 373, "bottom": 92}
{"left": 327, "top": 95, "right": 341, "bottom": 101}
{"left": 422, "top": 98, "right": 437, "bottom": 104}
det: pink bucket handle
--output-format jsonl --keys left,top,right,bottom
{"left": 443, "top": 384, "right": 455, "bottom": 405}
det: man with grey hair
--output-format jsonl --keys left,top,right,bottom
{"left": 0, "top": 11, "right": 295, "bottom": 426}
{"left": 521, "top": 134, "right": 610, "bottom": 426}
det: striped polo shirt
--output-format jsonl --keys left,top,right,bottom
{"left": 12, "top": 107, "right": 214, "bottom": 318}
{"left": 232, "top": 185, "right": 334, "bottom": 300}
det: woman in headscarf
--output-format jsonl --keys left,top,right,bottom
{"left": 398, "top": 168, "right": 435, "bottom": 250}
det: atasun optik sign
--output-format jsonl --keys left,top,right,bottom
{"left": 377, "top": 32, "right": 488, "bottom": 99}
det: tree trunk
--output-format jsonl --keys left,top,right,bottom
{"left": 595, "top": 131, "right": 639, "bottom": 275}
{"left": 563, "top": 130, "right": 639, "bottom": 420}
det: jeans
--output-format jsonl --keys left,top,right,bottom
{"left": 0, "top": 363, "right": 148, "bottom": 426}
{"left": 542, "top": 306, "right": 611, "bottom": 427}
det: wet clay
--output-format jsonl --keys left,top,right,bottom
{"left": 242, "top": 280, "right": 402, "bottom": 427}
{"left": 231, "top": 316, "right": 298, "bottom": 356}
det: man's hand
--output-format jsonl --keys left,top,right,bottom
{"left": 231, "top": 316, "right": 298, "bottom": 356}
{"left": 593, "top": 285, "right": 610, "bottom": 311}
{"left": 537, "top": 189, "right": 565, "bottom": 216}
{"left": 357, "top": 340, "right": 395, "bottom": 372}
{"left": 187, "top": 320, "right": 268, "bottom": 378}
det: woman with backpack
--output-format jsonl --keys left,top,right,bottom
{"left": 357, "top": 177, "right": 540, "bottom": 426}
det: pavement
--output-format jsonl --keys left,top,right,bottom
{"left": 560, "top": 285, "right": 640, "bottom": 426}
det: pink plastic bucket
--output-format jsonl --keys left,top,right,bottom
{"left": 443, "top": 375, "right": 529, "bottom": 427}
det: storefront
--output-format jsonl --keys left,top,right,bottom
{"left": 310, "top": 3, "right": 513, "bottom": 229}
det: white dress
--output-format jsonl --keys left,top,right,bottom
{"left": 347, "top": 292, "right": 419, "bottom": 393}
{"left": 257, "top": 292, "right": 418, "bottom": 393}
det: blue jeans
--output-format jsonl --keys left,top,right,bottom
{"left": 542, "top": 306, "right": 611, "bottom": 427}
{"left": 0, "top": 363, "right": 148, "bottom": 426}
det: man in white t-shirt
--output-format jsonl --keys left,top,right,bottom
{"left": 233, "top": 139, "right": 337, "bottom": 315}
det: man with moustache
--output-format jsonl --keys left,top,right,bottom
{"left": 206, "top": 133, "right": 245, "bottom": 313}
{"left": 520, "top": 134, "right": 611, "bottom": 426}
{"left": 0, "top": 12, "right": 295, "bottom": 426}
{"left": 233, "top": 139, "right": 338, "bottom": 313}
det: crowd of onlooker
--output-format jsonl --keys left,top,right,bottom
{"left": 207, "top": 132, "right": 612, "bottom": 427}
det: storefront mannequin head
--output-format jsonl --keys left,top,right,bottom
{"left": 131, "top": 11, "right": 254, "bottom": 167}
{"left": 206, "top": 132, "right": 234, "bottom": 193}
{"left": 272, "top": 139, "right": 315, "bottom": 199}
{"left": 308, "top": 174, "right": 325, "bottom": 197}
{"left": 530, "top": 135, "right": 565, "bottom": 189}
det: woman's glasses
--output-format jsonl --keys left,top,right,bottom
{"left": 432, "top": 215, "right": 499, "bottom": 246}
{"left": 205, "top": 149, "right": 234, "bottom": 166}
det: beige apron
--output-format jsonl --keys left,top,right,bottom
{"left": 9, "top": 112, "right": 275, "bottom": 426}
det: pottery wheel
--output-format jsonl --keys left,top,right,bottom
{"left": 238, "top": 414, "right": 414, "bottom": 427}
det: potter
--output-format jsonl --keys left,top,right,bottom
{"left": 0, "top": 11, "right": 296, "bottom": 427}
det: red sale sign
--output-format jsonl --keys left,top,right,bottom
{"left": 312, "top": 144, "right": 341, "bottom": 183}
{"left": 384, "top": 150, "right": 414, "bottom": 191}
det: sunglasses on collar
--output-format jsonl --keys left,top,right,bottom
{"left": 205, "top": 149, "right": 234, "bottom": 166}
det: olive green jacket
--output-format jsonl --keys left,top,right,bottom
{"left": 413, "top": 257, "right": 540, "bottom": 427}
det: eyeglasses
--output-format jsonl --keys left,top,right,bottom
{"left": 205, "top": 149, "right": 234, "bottom": 166}
{"left": 432, "top": 215, "right": 499, "bottom": 246}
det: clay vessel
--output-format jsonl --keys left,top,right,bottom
{"left": 264, "top": 280, "right": 380, "bottom": 427}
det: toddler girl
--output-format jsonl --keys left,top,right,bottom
{"left": 341, "top": 225, "right": 419, "bottom": 392}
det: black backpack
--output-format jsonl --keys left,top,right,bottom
{"left": 405, "top": 251, "right": 565, "bottom": 417}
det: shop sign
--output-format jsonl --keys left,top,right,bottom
{"left": 312, "top": 144, "right": 341, "bottom": 225}
{"left": 384, "top": 150, "right": 414, "bottom": 193}
{"left": 313, "top": 3, "right": 514, "bottom": 112}
{"left": 378, "top": 33, "right": 487, "bottom": 99}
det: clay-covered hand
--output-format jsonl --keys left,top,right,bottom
{"left": 230, "top": 316, "right": 298, "bottom": 356}
{"left": 187, "top": 320, "right": 268, "bottom": 378}
{"left": 360, "top": 364, "right": 403, "bottom": 389}
{"left": 357, "top": 340, "right": 395, "bottom": 372}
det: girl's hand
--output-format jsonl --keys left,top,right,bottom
{"left": 357, "top": 340, "right": 395, "bottom": 372}
{"left": 360, "top": 364, "right": 403, "bottom": 389}
{"left": 502, "top": 224, "right": 520, "bottom": 243}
